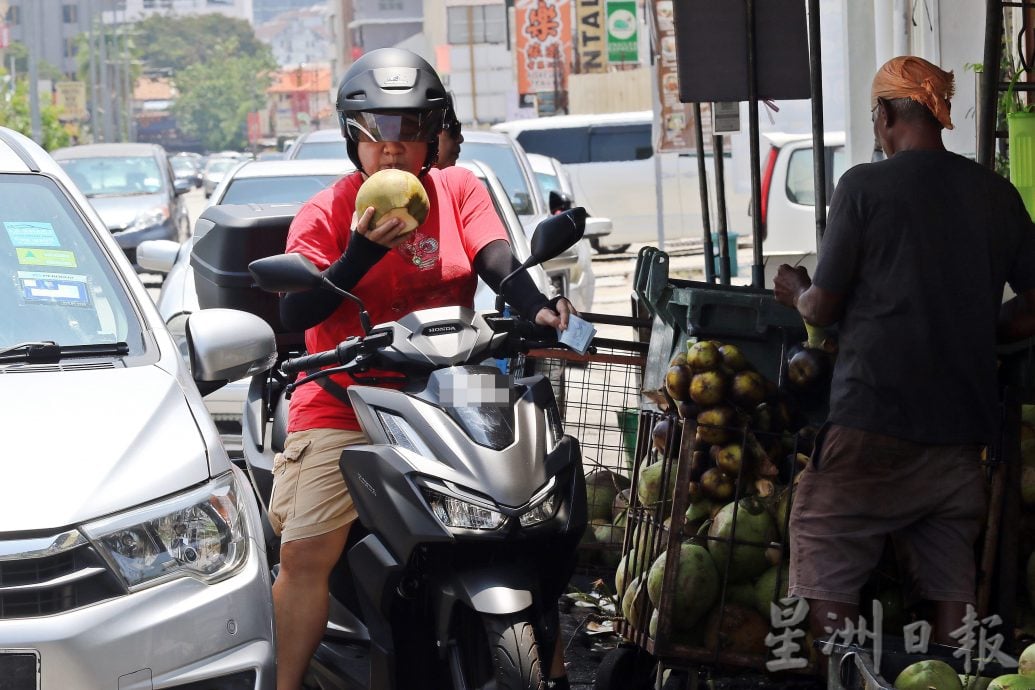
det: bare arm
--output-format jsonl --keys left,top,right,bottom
{"left": 773, "top": 264, "right": 845, "bottom": 328}
{"left": 999, "top": 287, "right": 1035, "bottom": 343}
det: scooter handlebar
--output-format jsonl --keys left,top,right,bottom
{"left": 281, "top": 338, "right": 359, "bottom": 375}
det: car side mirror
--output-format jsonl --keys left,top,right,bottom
{"left": 548, "top": 190, "right": 573, "bottom": 214}
{"left": 249, "top": 253, "right": 324, "bottom": 293}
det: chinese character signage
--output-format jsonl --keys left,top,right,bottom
{"left": 649, "top": 0, "right": 709, "bottom": 153}
{"left": 606, "top": 0, "right": 637, "bottom": 64}
{"left": 515, "top": 0, "right": 572, "bottom": 97}
{"left": 574, "top": 0, "right": 606, "bottom": 73}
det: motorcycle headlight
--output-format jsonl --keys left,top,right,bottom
{"left": 125, "top": 206, "right": 170, "bottom": 233}
{"left": 377, "top": 410, "right": 434, "bottom": 457}
{"left": 83, "top": 473, "right": 249, "bottom": 591}
{"left": 422, "top": 488, "right": 505, "bottom": 530}
{"left": 519, "top": 492, "right": 559, "bottom": 527}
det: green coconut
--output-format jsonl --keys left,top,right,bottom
{"left": 636, "top": 460, "right": 678, "bottom": 510}
{"left": 586, "top": 470, "right": 631, "bottom": 522}
{"left": 988, "top": 675, "right": 1035, "bottom": 690}
{"left": 707, "top": 497, "right": 778, "bottom": 583}
{"left": 645, "top": 543, "right": 720, "bottom": 631}
{"left": 894, "top": 660, "right": 962, "bottom": 690}
{"left": 753, "top": 564, "right": 790, "bottom": 617}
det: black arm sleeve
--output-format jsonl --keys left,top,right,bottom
{"left": 279, "top": 232, "right": 389, "bottom": 332}
{"left": 473, "top": 239, "right": 551, "bottom": 318}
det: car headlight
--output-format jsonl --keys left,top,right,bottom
{"left": 83, "top": 473, "right": 249, "bottom": 591}
{"left": 377, "top": 410, "right": 434, "bottom": 457}
{"left": 125, "top": 206, "right": 170, "bottom": 233}
{"left": 519, "top": 492, "right": 559, "bottom": 527}
{"left": 422, "top": 488, "right": 505, "bottom": 530}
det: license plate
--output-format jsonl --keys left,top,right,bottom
{"left": 0, "top": 651, "right": 40, "bottom": 690}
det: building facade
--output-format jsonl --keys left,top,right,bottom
{"left": 255, "top": 4, "right": 333, "bottom": 68}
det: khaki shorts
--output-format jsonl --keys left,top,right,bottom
{"left": 789, "top": 424, "right": 987, "bottom": 605}
{"left": 268, "top": 428, "right": 368, "bottom": 544}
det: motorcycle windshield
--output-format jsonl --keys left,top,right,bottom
{"left": 430, "top": 368, "right": 516, "bottom": 450}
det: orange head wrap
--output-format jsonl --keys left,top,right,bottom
{"left": 871, "top": 55, "right": 955, "bottom": 130}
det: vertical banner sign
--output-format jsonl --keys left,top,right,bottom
{"left": 650, "top": 0, "right": 710, "bottom": 153}
{"left": 515, "top": 0, "right": 573, "bottom": 98}
{"left": 606, "top": 1, "right": 637, "bottom": 64}
{"left": 247, "top": 112, "right": 261, "bottom": 145}
{"left": 574, "top": 0, "right": 606, "bottom": 73}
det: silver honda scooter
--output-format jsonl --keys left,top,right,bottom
{"left": 243, "top": 210, "right": 589, "bottom": 690}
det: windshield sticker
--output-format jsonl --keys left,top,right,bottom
{"left": 18, "top": 271, "right": 91, "bottom": 307}
{"left": 16, "top": 248, "right": 78, "bottom": 268}
{"left": 5, "top": 221, "right": 61, "bottom": 248}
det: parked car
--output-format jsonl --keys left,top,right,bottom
{"left": 0, "top": 126, "right": 275, "bottom": 687}
{"left": 493, "top": 111, "right": 752, "bottom": 254}
{"left": 460, "top": 130, "right": 600, "bottom": 312}
{"left": 201, "top": 157, "right": 239, "bottom": 198}
{"left": 170, "top": 154, "right": 202, "bottom": 188}
{"left": 51, "top": 142, "right": 192, "bottom": 268}
{"left": 755, "top": 131, "right": 846, "bottom": 284}
{"left": 283, "top": 127, "right": 348, "bottom": 160}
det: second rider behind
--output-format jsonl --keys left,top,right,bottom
{"left": 270, "top": 47, "right": 579, "bottom": 690}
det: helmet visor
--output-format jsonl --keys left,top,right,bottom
{"left": 344, "top": 110, "right": 444, "bottom": 143}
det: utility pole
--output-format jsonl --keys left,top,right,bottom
{"left": 99, "top": 0, "right": 113, "bottom": 142}
{"left": 28, "top": 0, "right": 41, "bottom": 144}
{"left": 466, "top": 4, "right": 478, "bottom": 123}
{"left": 122, "top": 2, "right": 132, "bottom": 142}
{"left": 88, "top": 0, "right": 99, "bottom": 143}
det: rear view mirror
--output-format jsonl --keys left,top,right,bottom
{"left": 548, "top": 190, "right": 573, "bottom": 214}
{"left": 529, "top": 207, "right": 587, "bottom": 266}
{"left": 249, "top": 253, "right": 324, "bottom": 293}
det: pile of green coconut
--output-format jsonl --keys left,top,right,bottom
{"left": 895, "top": 646, "right": 1035, "bottom": 690}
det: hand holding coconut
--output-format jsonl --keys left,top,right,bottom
{"left": 354, "top": 168, "right": 430, "bottom": 249}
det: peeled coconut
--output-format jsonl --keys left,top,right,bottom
{"left": 355, "top": 168, "right": 430, "bottom": 234}
{"left": 894, "top": 660, "right": 962, "bottom": 690}
{"left": 988, "top": 675, "right": 1035, "bottom": 690}
{"left": 645, "top": 543, "right": 719, "bottom": 631}
{"left": 707, "top": 497, "right": 778, "bottom": 583}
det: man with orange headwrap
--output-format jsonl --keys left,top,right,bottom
{"left": 774, "top": 56, "right": 1035, "bottom": 646}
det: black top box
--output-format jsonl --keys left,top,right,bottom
{"left": 190, "top": 203, "right": 303, "bottom": 336}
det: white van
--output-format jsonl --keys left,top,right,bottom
{"left": 756, "top": 131, "right": 846, "bottom": 283}
{"left": 493, "top": 111, "right": 751, "bottom": 254}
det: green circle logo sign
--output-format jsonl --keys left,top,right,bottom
{"left": 608, "top": 9, "right": 636, "bottom": 40}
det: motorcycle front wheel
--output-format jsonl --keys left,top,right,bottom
{"left": 447, "top": 606, "right": 545, "bottom": 690}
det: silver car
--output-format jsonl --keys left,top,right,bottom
{"left": 459, "top": 130, "right": 604, "bottom": 312}
{"left": 139, "top": 158, "right": 551, "bottom": 450}
{"left": 51, "top": 142, "right": 192, "bottom": 269}
{"left": 0, "top": 128, "right": 275, "bottom": 686}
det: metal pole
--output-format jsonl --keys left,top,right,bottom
{"left": 808, "top": 0, "right": 827, "bottom": 251}
{"left": 27, "top": 0, "right": 41, "bottom": 144}
{"left": 977, "top": 0, "right": 1002, "bottom": 169}
{"left": 745, "top": 0, "right": 764, "bottom": 289}
{"left": 121, "top": 4, "right": 131, "bottom": 141}
{"left": 713, "top": 134, "right": 731, "bottom": 285}
{"left": 693, "top": 103, "right": 715, "bottom": 284}
{"left": 88, "top": 0, "right": 99, "bottom": 143}
{"left": 99, "top": 0, "right": 113, "bottom": 143}
{"left": 111, "top": 20, "right": 121, "bottom": 142}
{"left": 467, "top": 5, "right": 478, "bottom": 122}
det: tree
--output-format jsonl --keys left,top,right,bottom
{"left": 172, "top": 40, "right": 274, "bottom": 151}
{"left": 134, "top": 13, "right": 274, "bottom": 74}
{"left": 0, "top": 71, "right": 71, "bottom": 151}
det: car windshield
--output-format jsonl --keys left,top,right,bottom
{"left": 0, "top": 174, "right": 144, "bottom": 351}
{"left": 206, "top": 159, "right": 237, "bottom": 174}
{"left": 171, "top": 158, "right": 195, "bottom": 173}
{"left": 459, "top": 142, "right": 535, "bottom": 216}
{"left": 220, "top": 175, "right": 342, "bottom": 204}
{"left": 293, "top": 141, "right": 349, "bottom": 160}
{"left": 58, "top": 156, "right": 163, "bottom": 197}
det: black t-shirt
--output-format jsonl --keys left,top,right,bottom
{"left": 813, "top": 149, "right": 1035, "bottom": 444}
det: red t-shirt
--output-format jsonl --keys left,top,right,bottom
{"left": 284, "top": 166, "right": 508, "bottom": 432}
